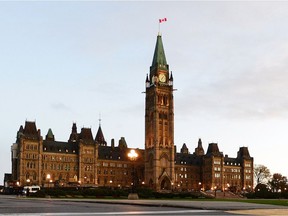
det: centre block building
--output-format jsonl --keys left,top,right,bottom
{"left": 10, "top": 34, "right": 254, "bottom": 192}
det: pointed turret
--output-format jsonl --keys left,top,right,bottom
{"left": 152, "top": 34, "right": 168, "bottom": 69}
{"left": 169, "top": 71, "right": 174, "bottom": 86}
{"left": 194, "top": 138, "right": 204, "bottom": 156}
{"left": 46, "top": 128, "right": 55, "bottom": 141}
{"left": 149, "top": 34, "right": 170, "bottom": 86}
{"left": 145, "top": 74, "right": 150, "bottom": 88}
{"left": 16, "top": 125, "right": 24, "bottom": 141}
{"left": 68, "top": 122, "right": 78, "bottom": 143}
{"left": 95, "top": 125, "right": 107, "bottom": 146}
{"left": 181, "top": 143, "right": 189, "bottom": 154}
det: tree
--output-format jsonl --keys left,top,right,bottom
{"left": 254, "top": 164, "right": 271, "bottom": 185}
{"left": 268, "top": 173, "right": 288, "bottom": 192}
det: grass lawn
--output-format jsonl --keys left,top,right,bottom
{"left": 212, "top": 198, "right": 288, "bottom": 206}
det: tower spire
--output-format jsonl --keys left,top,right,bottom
{"left": 151, "top": 34, "right": 168, "bottom": 68}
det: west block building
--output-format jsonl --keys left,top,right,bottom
{"left": 10, "top": 34, "right": 254, "bottom": 192}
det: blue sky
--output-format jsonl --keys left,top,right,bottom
{"left": 1, "top": 1, "right": 288, "bottom": 184}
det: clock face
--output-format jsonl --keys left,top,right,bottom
{"left": 159, "top": 74, "right": 166, "bottom": 83}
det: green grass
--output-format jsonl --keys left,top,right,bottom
{"left": 204, "top": 198, "right": 288, "bottom": 206}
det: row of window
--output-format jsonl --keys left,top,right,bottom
{"left": 42, "top": 155, "right": 78, "bottom": 162}
{"left": 100, "top": 162, "right": 128, "bottom": 168}
{"left": 43, "top": 147, "right": 76, "bottom": 153}
{"left": 42, "top": 163, "right": 77, "bottom": 171}
{"left": 83, "top": 149, "right": 94, "bottom": 154}
{"left": 25, "top": 144, "right": 38, "bottom": 151}
{"left": 27, "top": 162, "right": 36, "bottom": 169}
{"left": 25, "top": 153, "right": 38, "bottom": 159}
{"left": 97, "top": 169, "right": 130, "bottom": 176}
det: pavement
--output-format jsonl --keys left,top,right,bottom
{"left": 52, "top": 198, "right": 288, "bottom": 215}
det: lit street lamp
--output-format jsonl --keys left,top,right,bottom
{"left": 127, "top": 149, "right": 139, "bottom": 200}
{"left": 46, "top": 174, "right": 51, "bottom": 188}
{"left": 198, "top": 182, "right": 202, "bottom": 191}
{"left": 26, "top": 179, "right": 30, "bottom": 185}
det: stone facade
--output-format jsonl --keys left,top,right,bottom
{"left": 10, "top": 34, "right": 253, "bottom": 192}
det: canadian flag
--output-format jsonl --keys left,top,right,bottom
{"left": 159, "top": 18, "right": 167, "bottom": 23}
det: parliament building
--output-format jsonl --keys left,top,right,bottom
{"left": 10, "top": 34, "right": 254, "bottom": 192}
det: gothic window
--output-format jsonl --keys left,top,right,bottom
{"left": 32, "top": 172, "right": 36, "bottom": 180}
{"left": 163, "top": 96, "right": 167, "bottom": 105}
{"left": 160, "top": 154, "right": 168, "bottom": 168}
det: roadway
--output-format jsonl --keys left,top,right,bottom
{"left": 1, "top": 194, "right": 288, "bottom": 215}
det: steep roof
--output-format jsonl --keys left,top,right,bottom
{"left": 43, "top": 140, "right": 78, "bottom": 154}
{"left": 180, "top": 143, "right": 189, "bottom": 154}
{"left": 46, "top": 128, "right": 55, "bottom": 141}
{"left": 206, "top": 143, "right": 223, "bottom": 157}
{"left": 237, "top": 147, "right": 252, "bottom": 159}
{"left": 98, "top": 146, "right": 144, "bottom": 162}
{"left": 79, "top": 128, "right": 94, "bottom": 144}
{"left": 23, "top": 121, "right": 39, "bottom": 139}
{"left": 152, "top": 34, "right": 168, "bottom": 68}
{"left": 175, "top": 152, "right": 203, "bottom": 166}
{"left": 95, "top": 125, "right": 106, "bottom": 146}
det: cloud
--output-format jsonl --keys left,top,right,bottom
{"left": 51, "top": 102, "right": 71, "bottom": 111}
{"left": 177, "top": 40, "right": 288, "bottom": 120}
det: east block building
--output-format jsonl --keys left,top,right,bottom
{"left": 10, "top": 34, "right": 254, "bottom": 192}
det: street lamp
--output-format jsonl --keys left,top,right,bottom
{"left": 46, "top": 174, "right": 51, "bottom": 188}
{"left": 127, "top": 149, "right": 139, "bottom": 200}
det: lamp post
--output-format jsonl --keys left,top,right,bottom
{"left": 46, "top": 174, "right": 51, "bottom": 188}
{"left": 127, "top": 149, "right": 139, "bottom": 200}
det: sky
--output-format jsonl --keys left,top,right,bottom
{"left": 1, "top": 1, "right": 288, "bottom": 185}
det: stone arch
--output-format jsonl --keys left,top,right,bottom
{"left": 160, "top": 176, "right": 171, "bottom": 190}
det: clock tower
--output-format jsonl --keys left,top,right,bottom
{"left": 144, "top": 34, "right": 175, "bottom": 191}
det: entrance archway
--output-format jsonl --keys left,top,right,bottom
{"left": 160, "top": 177, "right": 171, "bottom": 190}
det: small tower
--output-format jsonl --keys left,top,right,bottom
{"left": 68, "top": 123, "right": 78, "bottom": 143}
{"left": 95, "top": 119, "right": 107, "bottom": 146}
{"left": 194, "top": 138, "right": 204, "bottom": 156}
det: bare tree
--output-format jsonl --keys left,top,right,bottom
{"left": 254, "top": 164, "right": 271, "bottom": 185}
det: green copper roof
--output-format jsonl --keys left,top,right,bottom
{"left": 47, "top": 128, "right": 54, "bottom": 138}
{"left": 152, "top": 35, "right": 167, "bottom": 68}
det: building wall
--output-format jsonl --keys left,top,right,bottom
{"left": 9, "top": 35, "right": 253, "bottom": 192}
